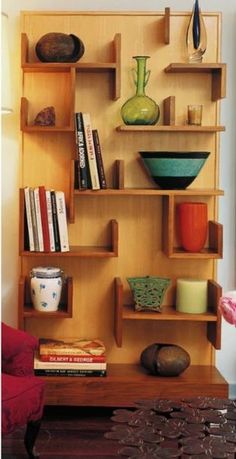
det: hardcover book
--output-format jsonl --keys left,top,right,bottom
{"left": 34, "top": 368, "right": 106, "bottom": 377}
{"left": 75, "top": 112, "right": 91, "bottom": 189}
{"left": 40, "top": 354, "right": 106, "bottom": 363}
{"left": 38, "top": 185, "right": 51, "bottom": 252}
{"left": 34, "top": 187, "right": 44, "bottom": 252}
{"left": 92, "top": 129, "right": 107, "bottom": 189}
{"left": 34, "top": 187, "right": 44, "bottom": 251}
{"left": 39, "top": 338, "right": 106, "bottom": 356}
{"left": 45, "top": 189, "right": 55, "bottom": 251}
{"left": 50, "top": 190, "right": 61, "bottom": 252}
{"left": 24, "top": 187, "right": 35, "bottom": 251}
{"left": 82, "top": 113, "right": 100, "bottom": 190}
{"left": 34, "top": 353, "right": 106, "bottom": 370}
{"left": 55, "top": 190, "right": 69, "bottom": 252}
{"left": 29, "top": 187, "right": 39, "bottom": 251}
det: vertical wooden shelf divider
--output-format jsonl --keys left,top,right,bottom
{"left": 207, "top": 280, "right": 222, "bottom": 349}
{"left": 164, "top": 7, "right": 170, "bottom": 44}
{"left": 114, "top": 277, "right": 123, "bottom": 347}
{"left": 114, "top": 33, "right": 121, "bottom": 100}
{"left": 163, "top": 96, "right": 175, "bottom": 125}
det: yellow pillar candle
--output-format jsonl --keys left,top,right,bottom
{"left": 176, "top": 278, "right": 208, "bottom": 314}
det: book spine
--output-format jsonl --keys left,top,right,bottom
{"left": 34, "top": 187, "right": 44, "bottom": 251}
{"left": 50, "top": 190, "right": 61, "bottom": 252}
{"left": 45, "top": 190, "right": 55, "bottom": 252}
{"left": 34, "top": 360, "right": 106, "bottom": 370}
{"left": 82, "top": 113, "right": 100, "bottom": 190}
{"left": 74, "top": 160, "right": 80, "bottom": 190}
{"left": 75, "top": 112, "right": 91, "bottom": 189}
{"left": 38, "top": 186, "right": 51, "bottom": 252}
{"left": 40, "top": 354, "right": 106, "bottom": 363}
{"left": 34, "top": 369, "right": 106, "bottom": 377}
{"left": 92, "top": 129, "right": 107, "bottom": 189}
{"left": 24, "top": 187, "right": 35, "bottom": 251}
{"left": 55, "top": 191, "right": 69, "bottom": 252}
{"left": 29, "top": 187, "right": 39, "bottom": 251}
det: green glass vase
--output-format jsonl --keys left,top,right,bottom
{"left": 121, "top": 56, "right": 160, "bottom": 125}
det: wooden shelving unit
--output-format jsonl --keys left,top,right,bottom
{"left": 19, "top": 10, "right": 228, "bottom": 404}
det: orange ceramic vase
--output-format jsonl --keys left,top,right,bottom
{"left": 177, "top": 202, "right": 208, "bottom": 252}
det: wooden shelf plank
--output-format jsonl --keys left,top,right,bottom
{"left": 165, "top": 63, "right": 226, "bottom": 73}
{"left": 122, "top": 304, "right": 217, "bottom": 322}
{"left": 42, "top": 364, "right": 228, "bottom": 406}
{"left": 117, "top": 125, "right": 225, "bottom": 132}
{"left": 21, "top": 246, "right": 117, "bottom": 257}
{"left": 22, "top": 62, "right": 117, "bottom": 72}
{"left": 23, "top": 308, "right": 71, "bottom": 318}
{"left": 74, "top": 188, "right": 224, "bottom": 197}
{"left": 22, "top": 125, "right": 74, "bottom": 132}
{"left": 169, "top": 249, "right": 222, "bottom": 259}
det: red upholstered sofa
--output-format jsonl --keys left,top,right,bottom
{"left": 1, "top": 322, "right": 45, "bottom": 458}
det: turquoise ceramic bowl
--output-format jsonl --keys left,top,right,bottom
{"left": 139, "top": 151, "right": 210, "bottom": 189}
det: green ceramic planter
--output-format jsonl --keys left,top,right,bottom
{"left": 127, "top": 276, "right": 171, "bottom": 312}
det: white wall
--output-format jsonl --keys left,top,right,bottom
{"left": 2, "top": 0, "right": 236, "bottom": 385}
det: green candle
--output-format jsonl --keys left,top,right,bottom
{"left": 176, "top": 278, "right": 208, "bottom": 313}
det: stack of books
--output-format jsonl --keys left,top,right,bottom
{"left": 24, "top": 186, "right": 69, "bottom": 252}
{"left": 74, "top": 112, "right": 107, "bottom": 191}
{"left": 34, "top": 338, "right": 107, "bottom": 377}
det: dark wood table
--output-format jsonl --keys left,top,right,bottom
{"left": 105, "top": 397, "right": 236, "bottom": 458}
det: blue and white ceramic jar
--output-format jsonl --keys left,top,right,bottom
{"left": 30, "top": 266, "right": 63, "bottom": 312}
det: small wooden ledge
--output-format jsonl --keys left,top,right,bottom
{"left": 164, "top": 63, "right": 227, "bottom": 101}
{"left": 18, "top": 275, "right": 73, "bottom": 329}
{"left": 114, "top": 277, "right": 222, "bottom": 349}
{"left": 116, "top": 124, "right": 225, "bottom": 133}
{"left": 162, "top": 196, "right": 223, "bottom": 259}
{"left": 20, "top": 97, "right": 74, "bottom": 132}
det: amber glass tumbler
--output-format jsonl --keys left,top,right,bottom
{"left": 177, "top": 202, "right": 208, "bottom": 252}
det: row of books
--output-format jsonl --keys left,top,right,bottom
{"left": 74, "top": 112, "right": 107, "bottom": 191}
{"left": 24, "top": 186, "right": 69, "bottom": 252}
{"left": 34, "top": 337, "right": 107, "bottom": 377}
